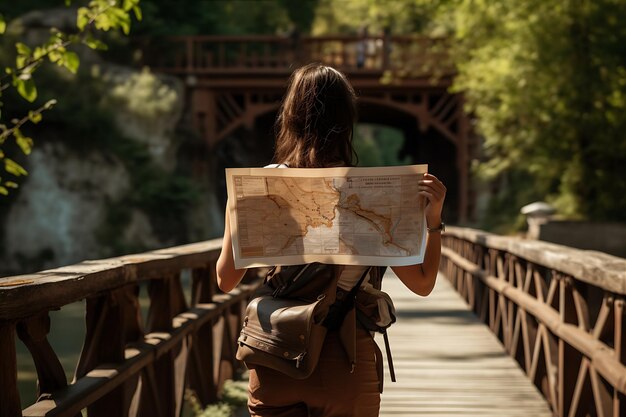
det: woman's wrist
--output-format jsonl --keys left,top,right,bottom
{"left": 426, "top": 215, "right": 442, "bottom": 229}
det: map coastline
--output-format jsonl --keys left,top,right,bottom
{"left": 226, "top": 165, "right": 428, "bottom": 268}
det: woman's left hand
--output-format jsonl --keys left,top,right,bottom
{"left": 418, "top": 173, "right": 447, "bottom": 228}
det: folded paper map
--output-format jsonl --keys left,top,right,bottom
{"left": 226, "top": 164, "right": 428, "bottom": 268}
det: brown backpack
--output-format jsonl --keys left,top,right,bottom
{"left": 236, "top": 263, "right": 378, "bottom": 379}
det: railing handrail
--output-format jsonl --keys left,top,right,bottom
{"left": 136, "top": 33, "right": 454, "bottom": 76}
{"left": 441, "top": 227, "right": 626, "bottom": 417}
{"left": 141, "top": 34, "right": 447, "bottom": 43}
{"left": 0, "top": 238, "right": 260, "bottom": 417}
{"left": 0, "top": 239, "right": 223, "bottom": 321}
{"left": 6, "top": 227, "right": 623, "bottom": 416}
{"left": 5, "top": 228, "right": 623, "bottom": 321}
{"left": 445, "top": 226, "right": 626, "bottom": 294}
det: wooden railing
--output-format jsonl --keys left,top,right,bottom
{"left": 8, "top": 226, "right": 618, "bottom": 416}
{"left": 0, "top": 240, "right": 261, "bottom": 417}
{"left": 137, "top": 34, "right": 451, "bottom": 75}
{"left": 441, "top": 227, "right": 626, "bottom": 417}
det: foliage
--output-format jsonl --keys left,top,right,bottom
{"left": 276, "top": 0, "right": 318, "bottom": 33}
{"left": 0, "top": 54, "right": 198, "bottom": 252}
{"left": 311, "top": 0, "right": 446, "bottom": 35}
{"left": 311, "top": 0, "right": 626, "bottom": 226}
{"left": 0, "top": 0, "right": 141, "bottom": 195}
{"left": 185, "top": 380, "right": 248, "bottom": 417}
{"left": 104, "top": 135, "right": 200, "bottom": 245}
{"left": 108, "top": 67, "right": 177, "bottom": 121}
{"left": 134, "top": 0, "right": 317, "bottom": 36}
{"left": 354, "top": 124, "right": 411, "bottom": 167}
{"left": 446, "top": 0, "right": 626, "bottom": 222}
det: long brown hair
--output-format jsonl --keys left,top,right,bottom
{"left": 273, "top": 63, "right": 357, "bottom": 168}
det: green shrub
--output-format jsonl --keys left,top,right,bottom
{"left": 185, "top": 379, "right": 248, "bottom": 417}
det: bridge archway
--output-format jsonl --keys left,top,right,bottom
{"left": 148, "top": 35, "right": 474, "bottom": 222}
{"left": 356, "top": 98, "right": 462, "bottom": 223}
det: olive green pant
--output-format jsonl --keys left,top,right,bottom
{"left": 247, "top": 328, "right": 381, "bottom": 417}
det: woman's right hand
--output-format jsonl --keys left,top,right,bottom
{"left": 418, "top": 173, "right": 446, "bottom": 229}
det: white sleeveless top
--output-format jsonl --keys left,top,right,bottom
{"left": 264, "top": 163, "right": 370, "bottom": 290}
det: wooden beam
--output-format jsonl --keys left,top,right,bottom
{"left": 0, "top": 322, "right": 21, "bottom": 417}
{"left": 443, "top": 228, "right": 626, "bottom": 295}
{"left": 20, "top": 284, "right": 258, "bottom": 417}
{"left": 0, "top": 240, "right": 222, "bottom": 321}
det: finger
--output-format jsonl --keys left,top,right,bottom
{"left": 418, "top": 185, "right": 444, "bottom": 200}
{"left": 418, "top": 190, "right": 435, "bottom": 203}
{"left": 425, "top": 173, "right": 444, "bottom": 187}
{"left": 423, "top": 173, "right": 446, "bottom": 186}
{"left": 420, "top": 176, "right": 446, "bottom": 191}
{"left": 417, "top": 185, "right": 443, "bottom": 196}
{"left": 419, "top": 180, "right": 442, "bottom": 192}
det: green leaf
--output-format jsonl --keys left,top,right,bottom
{"left": 0, "top": 15, "right": 6, "bottom": 34}
{"left": 16, "top": 136, "right": 34, "bottom": 155}
{"left": 5, "top": 181, "right": 18, "bottom": 189}
{"left": 0, "top": 186, "right": 8, "bottom": 196}
{"left": 15, "top": 42, "right": 31, "bottom": 56}
{"left": 28, "top": 110, "right": 43, "bottom": 124}
{"left": 14, "top": 128, "right": 34, "bottom": 155}
{"left": 65, "top": 0, "right": 72, "bottom": 5}
{"left": 4, "top": 158, "right": 28, "bottom": 176}
{"left": 133, "top": 6, "right": 142, "bottom": 21}
{"left": 77, "top": 7, "right": 90, "bottom": 31}
{"left": 49, "top": 50, "right": 62, "bottom": 63}
{"left": 33, "top": 46, "right": 45, "bottom": 60}
{"left": 94, "top": 14, "right": 113, "bottom": 32}
{"left": 14, "top": 77, "right": 37, "bottom": 102}
{"left": 120, "top": 20, "right": 130, "bottom": 35}
{"left": 107, "top": 7, "right": 131, "bottom": 34}
{"left": 63, "top": 51, "right": 80, "bottom": 73}
{"left": 16, "top": 55, "right": 27, "bottom": 68}
{"left": 84, "top": 36, "right": 108, "bottom": 50}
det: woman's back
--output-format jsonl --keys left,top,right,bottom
{"left": 216, "top": 63, "right": 447, "bottom": 417}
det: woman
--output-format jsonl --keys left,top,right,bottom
{"left": 216, "top": 63, "right": 446, "bottom": 416}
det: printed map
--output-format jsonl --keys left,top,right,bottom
{"left": 226, "top": 165, "right": 428, "bottom": 268}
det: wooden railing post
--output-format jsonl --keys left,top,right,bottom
{"left": 1, "top": 239, "right": 257, "bottom": 416}
{"left": 139, "top": 274, "right": 189, "bottom": 417}
{"left": 558, "top": 276, "right": 580, "bottom": 417}
{"left": 382, "top": 32, "right": 390, "bottom": 70}
{"left": 0, "top": 322, "right": 21, "bottom": 417}
{"left": 615, "top": 298, "right": 626, "bottom": 416}
{"left": 441, "top": 228, "right": 626, "bottom": 417}
{"left": 186, "top": 38, "right": 194, "bottom": 71}
{"left": 187, "top": 265, "right": 219, "bottom": 404}
{"left": 76, "top": 285, "right": 143, "bottom": 417}
{"left": 212, "top": 294, "right": 237, "bottom": 396}
{"left": 16, "top": 312, "right": 77, "bottom": 415}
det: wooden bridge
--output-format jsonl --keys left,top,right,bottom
{"left": 379, "top": 270, "right": 552, "bottom": 417}
{"left": 1, "top": 227, "right": 625, "bottom": 416}
{"left": 138, "top": 35, "right": 473, "bottom": 224}
{"left": 1, "top": 34, "right": 625, "bottom": 417}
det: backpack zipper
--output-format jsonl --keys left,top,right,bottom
{"left": 295, "top": 352, "right": 307, "bottom": 368}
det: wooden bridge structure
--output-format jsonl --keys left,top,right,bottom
{"left": 1, "top": 227, "right": 625, "bottom": 416}
{"left": 139, "top": 34, "right": 473, "bottom": 223}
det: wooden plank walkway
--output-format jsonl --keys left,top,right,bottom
{"left": 378, "top": 271, "right": 553, "bottom": 417}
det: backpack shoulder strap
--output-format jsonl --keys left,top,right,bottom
{"left": 265, "top": 263, "right": 339, "bottom": 299}
{"left": 369, "top": 266, "right": 387, "bottom": 290}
